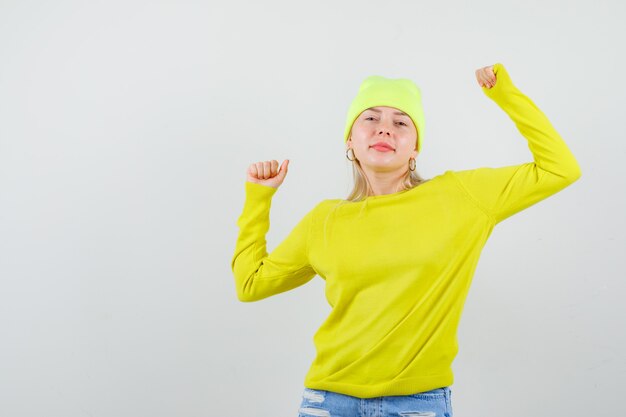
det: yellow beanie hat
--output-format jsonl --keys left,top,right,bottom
{"left": 343, "top": 75, "right": 425, "bottom": 153}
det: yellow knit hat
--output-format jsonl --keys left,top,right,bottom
{"left": 343, "top": 75, "right": 425, "bottom": 153}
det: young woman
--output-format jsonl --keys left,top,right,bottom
{"left": 231, "top": 63, "right": 582, "bottom": 417}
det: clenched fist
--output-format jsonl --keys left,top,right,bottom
{"left": 246, "top": 159, "right": 289, "bottom": 189}
{"left": 475, "top": 64, "right": 497, "bottom": 89}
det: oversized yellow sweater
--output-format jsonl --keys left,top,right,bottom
{"left": 230, "top": 63, "right": 582, "bottom": 398}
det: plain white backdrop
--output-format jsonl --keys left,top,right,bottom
{"left": 0, "top": 0, "right": 624, "bottom": 416}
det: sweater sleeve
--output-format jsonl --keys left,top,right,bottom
{"left": 450, "top": 62, "right": 582, "bottom": 224}
{"left": 230, "top": 181, "right": 317, "bottom": 302}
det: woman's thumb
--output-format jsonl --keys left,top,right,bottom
{"left": 278, "top": 159, "right": 289, "bottom": 178}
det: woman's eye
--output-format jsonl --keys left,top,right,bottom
{"left": 364, "top": 117, "right": 406, "bottom": 126}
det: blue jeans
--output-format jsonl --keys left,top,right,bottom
{"left": 298, "top": 386, "right": 453, "bottom": 417}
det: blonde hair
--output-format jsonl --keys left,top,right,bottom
{"left": 344, "top": 156, "right": 430, "bottom": 202}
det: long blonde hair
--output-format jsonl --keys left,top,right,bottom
{"left": 344, "top": 155, "right": 430, "bottom": 202}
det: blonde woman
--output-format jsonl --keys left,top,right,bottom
{"left": 231, "top": 63, "right": 581, "bottom": 417}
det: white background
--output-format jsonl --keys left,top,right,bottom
{"left": 0, "top": 1, "right": 623, "bottom": 416}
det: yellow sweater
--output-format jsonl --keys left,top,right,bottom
{"left": 230, "top": 63, "right": 582, "bottom": 398}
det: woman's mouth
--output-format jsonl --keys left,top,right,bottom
{"left": 371, "top": 145, "right": 394, "bottom": 152}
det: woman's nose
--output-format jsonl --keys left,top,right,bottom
{"left": 378, "top": 120, "right": 394, "bottom": 135}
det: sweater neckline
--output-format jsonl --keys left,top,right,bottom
{"left": 362, "top": 174, "right": 443, "bottom": 201}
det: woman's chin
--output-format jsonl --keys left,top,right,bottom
{"left": 361, "top": 159, "right": 400, "bottom": 171}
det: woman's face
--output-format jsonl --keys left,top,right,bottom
{"left": 347, "top": 106, "right": 418, "bottom": 172}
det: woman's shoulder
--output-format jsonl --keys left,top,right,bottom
{"left": 313, "top": 198, "right": 346, "bottom": 211}
{"left": 305, "top": 198, "right": 351, "bottom": 219}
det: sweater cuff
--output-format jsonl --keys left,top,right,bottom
{"left": 245, "top": 181, "right": 278, "bottom": 201}
{"left": 481, "top": 62, "right": 518, "bottom": 102}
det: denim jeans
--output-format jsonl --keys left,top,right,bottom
{"left": 298, "top": 386, "right": 453, "bottom": 417}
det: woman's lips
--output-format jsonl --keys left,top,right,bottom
{"left": 371, "top": 145, "right": 394, "bottom": 152}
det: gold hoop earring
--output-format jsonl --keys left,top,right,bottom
{"left": 409, "top": 157, "right": 416, "bottom": 171}
{"left": 346, "top": 148, "right": 356, "bottom": 161}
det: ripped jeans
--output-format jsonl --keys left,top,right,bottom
{"left": 297, "top": 386, "right": 453, "bottom": 417}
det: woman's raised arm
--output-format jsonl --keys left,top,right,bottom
{"left": 230, "top": 160, "right": 318, "bottom": 302}
{"left": 451, "top": 63, "right": 582, "bottom": 224}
